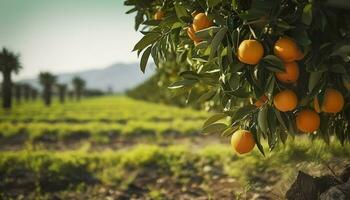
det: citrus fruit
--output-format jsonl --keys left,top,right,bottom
{"left": 274, "top": 37, "right": 299, "bottom": 62}
{"left": 231, "top": 130, "right": 255, "bottom": 154}
{"left": 273, "top": 90, "right": 298, "bottom": 112}
{"left": 193, "top": 13, "right": 213, "bottom": 31}
{"left": 154, "top": 10, "right": 165, "bottom": 20}
{"left": 314, "top": 89, "right": 344, "bottom": 113}
{"left": 296, "top": 109, "right": 320, "bottom": 133}
{"left": 238, "top": 40, "right": 264, "bottom": 65}
{"left": 275, "top": 62, "right": 299, "bottom": 83}
{"left": 187, "top": 25, "right": 202, "bottom": 44}
{"left": 254, "top": 95, "right": 268, "bottom": 107}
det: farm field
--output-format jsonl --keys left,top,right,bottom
{"left": 0, "top": 96, "right": 349, "bottom": 200}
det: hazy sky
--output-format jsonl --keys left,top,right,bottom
{"left": 0, "top": 0, "right": 141, "bottom": 80}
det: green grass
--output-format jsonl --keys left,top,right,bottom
{"left": 0, "top": 96, "right": 207, "bottom": 123}
{"left": 0, "top": 96, "right": 207, "bottom": 144}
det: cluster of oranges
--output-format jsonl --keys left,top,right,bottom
{"left": 232, "top": 37, "right": 345, "bottom": 154}
{"left": 152, "top": 10, "right": 345, "bottom": 155}
{"left": 187, "top": 12, "right": 213, "bottom": 45}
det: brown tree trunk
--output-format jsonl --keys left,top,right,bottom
{"left": 43, "top": 86, "right": 52, "bottom": 106}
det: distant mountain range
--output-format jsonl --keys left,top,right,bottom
{"left": 21, "top": 63, "right": 154, "bottom": 93}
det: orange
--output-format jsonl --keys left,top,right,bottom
{"left": 296, "top": 109, "right": 320, "bottom": 133}
{"left": 238, "top": 40, "right": 264, "bottom": 65}
{"left": 254, "top": 95, "right": 268, "bottom": 107}
{"left": 187, "top": 25, "right": 202, "bottom": 44}
{"left": 154, "top": 10, "right": 165, "bottom": 20}
{"left": 231, "top": 130, "right": 255, "bottom": 154}
{"left": 314, "top": 89, "right": 344, "bottom": 113}
{"left": 273, "top": 90, "right": 298, "bottom": 112}
{"left": 274, "top": 37, "right": 299, "bottom": 62}
{"left": 193, "top": 13, "right": 213, "bottom": 31}
{"left": 275, "top": 62, "right": 299, "bottom": 83}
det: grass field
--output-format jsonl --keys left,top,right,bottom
{"left": 0, "top": 96, "right": 349, "bottom": 199}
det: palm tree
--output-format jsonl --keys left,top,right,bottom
{"left": 0, "top": 48, "right": 22, "bottom": 109}
{"left": 39, "top": 72, "right": 56, "bottom": 106}
{"left": 72, "top": 76, "right": 86, "bottom": 101}
{"left": 56, "top": 83, "right": 67, "bottom": 104}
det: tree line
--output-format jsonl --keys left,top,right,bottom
{"left": 0, "top": 47, "right": 104, "bottom": 109}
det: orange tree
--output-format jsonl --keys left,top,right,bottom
{"left": 125, "top": 0, "right": 350, "bottom": 155}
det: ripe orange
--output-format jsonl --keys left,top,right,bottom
{"left": 187, "top": 25, "right": 202, "bottom": 44}
{"left": 314, "top": 89, "right": 344, "bottom": 113}
{"left": 154, "top": 10, "right": 165, "bottom": 20}
{"left": 296, "top": 109, "right": 320, "bottom": 133}
{"left": 275, "top": 62, "right": 299, "bottom": 83}
{"left": 193, "top": 13, "right": 213, "bottom": 31}
{"left": 274, "top": 37, "right": 299, "bottom": 62}
{"left": 273, "top": 90, "right": 298, "bottom": 112}
{"left": 231, "top": 130, "right": 255, "bottom": 154}
{"left": 238, "top": 40, "right": 264, "bottom": 65}
{"left": 254, "top": 95, "right": 268, "bottom": 107}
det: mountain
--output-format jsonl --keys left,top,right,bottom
{"left": 21, "top": 63, "right": 154, "bottom": 93}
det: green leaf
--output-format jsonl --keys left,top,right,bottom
{"left": 308, "top": 71, "right": 323, "bottom": 93}
{"left": 202, "top": 123, "right": 228, "bottom": 135}
{"left": 168, "top": 79, "right": 197, "bottom": 89}
{"left": 207, "top": 0, "right": 221, "bottom": 7}
{"left": 195, "top": 26, "right": 221, "bottom": 40}
{"left": 262, "top": 55, "right": 285, "bottom": 72}
{"left": 174, "top": 3, "right": 188, "bottom": 22}
{"left": 195, "top": 41, "right": 210, "bottom": 49}
{"left": 180, "top": 71, "right": 201, "bottom": 80}
{"left": 221, "top": 127, "right": 236, "bottom": 137}
{"left": 203, "top": 113, "right": 227, "bottom": 128}
{"left": 140, "top": 46, "right": 152, "bottom": 73}
{"left": 302, "top": 4, "right": 313, "bottom": 25}
{"left": 209, "top": 27, "right": 228, "bottom": 61}
{"left": 197, "top": 89, "right": 217, "bottom": 103}
{"left": 252, "top": 130, "right": 265, "bottom": 156}
{"left": 274, "top": 109, "right": 287, "bottom": 130}
{"left": 330, "top": 64, "right": 347, "bottom": 74}
{"left": 258, "top": 106, "right": 268, "bottom": 133}
{"left": 133, "top": 33, "right": 160, "bottom": 51}
{"left": 231, "top": 105, "right": 256, "bottom": 122}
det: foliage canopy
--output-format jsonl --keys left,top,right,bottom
{"left": 125, "top": 0, "right": 350, "bottom": 154}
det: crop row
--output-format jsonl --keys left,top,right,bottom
{"left": 0, "top": 97, "right": 208, "bottom": 123}
{"left": 0, "top": 120, "right": 203, "bottom": 143}
{"left": 1, "top": 140, "right": 349, "bottom": 198}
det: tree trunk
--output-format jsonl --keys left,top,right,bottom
{"left": 59, "top": 90, "right": 65, "bottom": 104}
{"left": 286, "top": 166, "right": 350, "bottom": 200}
{"left": 43, "top": 87, "right": 52, "bottom": 106}
{"left": 2, "top": 72, "right": 12, "bottom": 109}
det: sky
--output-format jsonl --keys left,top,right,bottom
{"left": 0, "top": 0, "right": 141, "bottom": 80}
